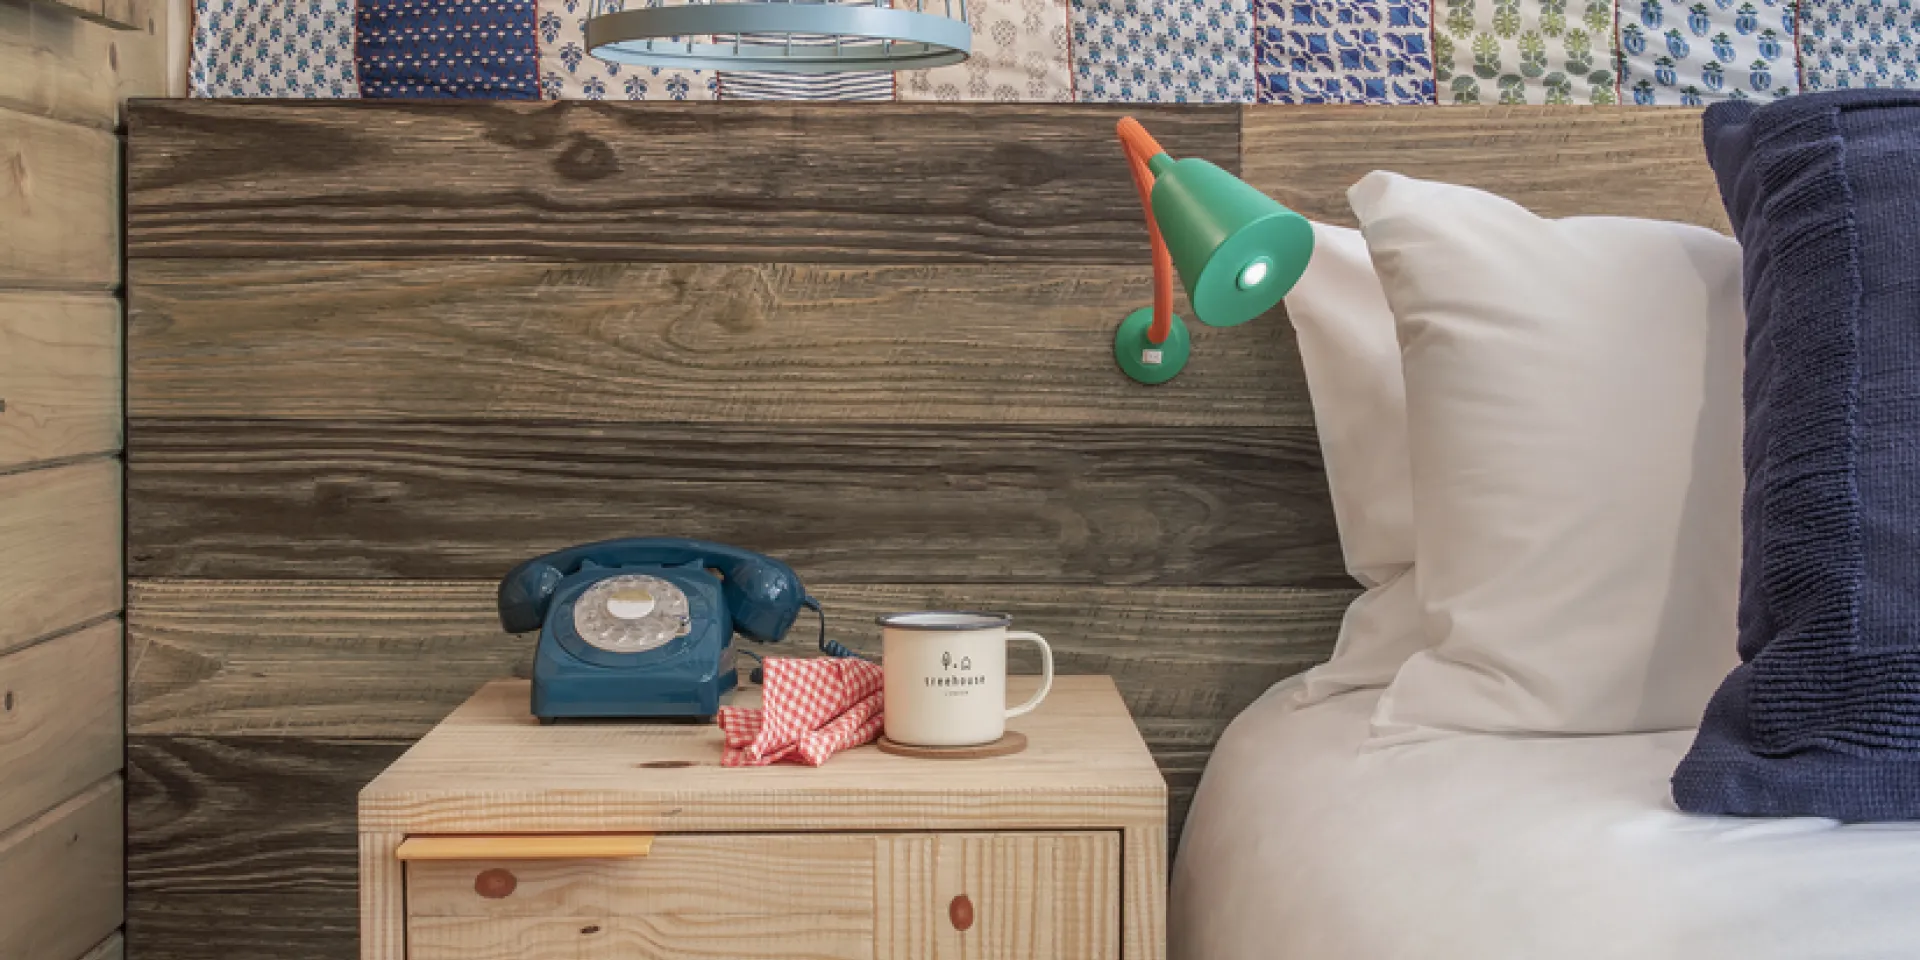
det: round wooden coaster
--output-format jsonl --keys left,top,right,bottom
{"left": 875, "top": 730, "right": 1027, "bottom": 760}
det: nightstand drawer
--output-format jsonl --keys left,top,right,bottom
{"left": 403, "top": 831, "right": 1119, "bottom": 960}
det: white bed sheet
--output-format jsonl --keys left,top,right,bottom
{"left": 1170, "top": 686, "right": 1920, "bottom": 960}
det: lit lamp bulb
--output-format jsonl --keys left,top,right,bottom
{"left": 1111, "top": 117, "right": 1314, "bottom": 384}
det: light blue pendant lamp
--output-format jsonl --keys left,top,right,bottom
{"left": 1113, "top": 117, "right": 1315, "bottom": 384}
{"left": 586, "top": 0, "right": 971, "bottom": 73}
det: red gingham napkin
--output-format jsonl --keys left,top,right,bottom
{"left": 717, "top": 657, "right": 884, "bottom": 767}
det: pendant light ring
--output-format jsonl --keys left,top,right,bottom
{"left": 585, "top": 3, "right": 972, "bottom": 74}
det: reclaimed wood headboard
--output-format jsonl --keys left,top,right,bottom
{"left": 123, "top": 101, "right": 1727, "bottom": 959}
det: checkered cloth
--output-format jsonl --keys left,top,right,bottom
{"left": 718, "top": 657, "right": 884, "bottom": 766}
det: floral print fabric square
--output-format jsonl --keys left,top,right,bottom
{"left": 1072, "top": 0, "right": 1257, "bottom": 102}
{"left": 191, "top": 0, "right": 359, "bottom": 97}
{"left": 535, "top": 0, "right": 717, "bottom": 99}
{"left": 1437, "top": 0, "right": 1616, "bottom": 103}
{"left": 1619, "top": 0, "right": 1796, "bottom": 104}
{"left": 1802, "top": 0, "right": 1920, "bottom": 90}
{"left": 358, "top": 0, "right": 541, "bottom": 98}
{"left": 897, "top": 0, "right": 1073, "bottom": 100}
{"left": 1256, "top": 0, "right": 1434, "bottom": 102}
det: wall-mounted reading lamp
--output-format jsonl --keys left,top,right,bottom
{"left": 1113, "top": 117, "right": 1316, "bottom": 384}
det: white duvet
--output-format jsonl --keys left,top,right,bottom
{"left": 1171, "top": 687, "right": 1920, "bottom": 960}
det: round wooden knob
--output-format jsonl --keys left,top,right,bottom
{"left": 949, "top": 894, "right": 974, "bottom": 932}
{"left": 474, "top": 868, "right": 517, "bottom": 899}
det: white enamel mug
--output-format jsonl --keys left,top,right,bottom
{"left": 879, "top": 611, "right": 1054, "bottom": 747}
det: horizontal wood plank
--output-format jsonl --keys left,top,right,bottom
{"left": 0, "top": 292, "right": 121, "bottom": 469}
{"left": 127, "top": 259, "right": 1311, "bottom": 427}
{"left": 24, "top": 0, "right": 147, "bottom": 30}
{"left": 0, "top": 458, "right": 121, "bottom": 654}
{"left": 0, "top": 108, "right": 118, "bottom": 289}
{"left": 1241, "top": 106, "right": 1730, "bottom": 234}
{"left": 128, "top": 736, "right": 405, "bottom": 960}
{"left": 124, "top": 420, "right": 1343, "bottom": 585}
{"left": 127, "top": 579, "right": 1348, "bottom": 738}
{"left": 0, "top": 776, "right": 124, "bottom": 960}
{"left": 0, "top": 0, "right": 171, "bottom": 129}
{"left": 126, "top": 101, "right": 1237, "bottom": 262}
{"left": 0, "top": 618, "right": 122, "bottom": 834}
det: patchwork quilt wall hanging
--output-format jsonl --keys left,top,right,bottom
{"left": 189, "top": 0, "right": 1918, "bottom": 102}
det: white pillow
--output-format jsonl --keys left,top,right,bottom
{"left": 1352, "top": 171, "right": 1744, "bottom": 740}
{"left": 1274, "top": 223, "right": 1426, "bottom": 708}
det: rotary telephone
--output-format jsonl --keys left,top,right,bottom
{"left": 498, "top": 537, "right": 827, "bottom": 721}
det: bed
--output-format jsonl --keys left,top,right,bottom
{"left": 1172, "top": 683, "right": 1920, "bottom": 959}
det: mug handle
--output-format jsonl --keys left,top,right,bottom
{"left": 1004, "top": 631, "right": 1054, "bottom": 719}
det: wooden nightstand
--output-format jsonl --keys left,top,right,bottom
{"left": 359, "top": 675, "right": 1167, "bottom": 960}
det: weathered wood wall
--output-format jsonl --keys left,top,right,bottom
{"left": 123, "top": 101, "right": 1727, "bottom": 960}
{"left": 0, "top": 1, "right": 177, "bottom": 959}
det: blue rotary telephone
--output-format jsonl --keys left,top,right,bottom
{"left": 498, "top": 537, "right": 821, "bottom": 722}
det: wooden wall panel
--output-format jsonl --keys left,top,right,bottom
{"left": 0, "top": 292, "right": 121, "bottom": 469}
{"left": 126, "top": 102, "right": 1238, "bottom": 262}
{"left": 0, "top": 618, "right": 122, "bottom": 833}
{"left": 0, "top": 459, "right": 121, "bottom": 655}
{"left": 0, "top": 776, "right": 124, "bottom": 960}
{"left": 126, "top": 260, "right": 1312, "bottom": 428}
{"left": 0, "top": 0, "right": 173, "bottom": 129}
{"left": 127, "top": 736, "right": 411, "bottom": 960}
{"left": 125, "top": 420, "right": 1342, "bottom": 585}
{"left": 127, "top": 579, "right": 1348, "bottom": 739}
{"left": 1240, "top": 106, "right": 1730, "bottom": 233}
{"left": 0, "top": 109, "right": 118, "bottom": 289}
{"left": 125, "top": 103, "right": 1736, "bottom": 960}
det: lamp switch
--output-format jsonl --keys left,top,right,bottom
{"left": 1141, "top": 349, "right": 1164, "bottom": 365}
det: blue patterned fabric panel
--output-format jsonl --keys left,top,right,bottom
{"left": 357, "top": 0, "right": 541, "bottom": 98}
{"left": 1071, "top": 0, "right": 1257, "bottom": 102}
{"left": 536, "top": 0, "right": 716, "bottom": 99}
{"left": 1618, "top": 0, "right": 1796, "bottom": 104}
{"left": 1803, "top": 0, "right": 1920, "bottom": 90}
{"left": 1257, "top": 0, "right": 1435, "bottom": 102}
{"left": 191, "top": 0, "right": 359, "bottom": 96}
{"left": 1674, "top": 91, "right": 1920, "bottom": 820}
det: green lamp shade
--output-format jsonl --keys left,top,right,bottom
{"left": 1148, "top": 156, "right": 1314, "bottom": 328}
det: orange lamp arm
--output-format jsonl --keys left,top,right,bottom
{"left": 1117, "top": 118, "right": 1174, "bottom": 347}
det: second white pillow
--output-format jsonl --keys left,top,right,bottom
{"left": 1353, "top": 171, "right": 1745, "bottom": 740}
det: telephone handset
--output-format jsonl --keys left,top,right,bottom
{"left": 498, "top": 537, "right": 821, "bottom": 721}
{"left": 499, "top": 537, "right": 813, "bottom": 643}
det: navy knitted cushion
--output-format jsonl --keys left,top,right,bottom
{"left": 1673, "top": 91, "right": 1920, "bottom": 819}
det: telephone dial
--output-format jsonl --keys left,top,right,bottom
{"left": 498, "top": 537, "right": 825, "bottom": 721}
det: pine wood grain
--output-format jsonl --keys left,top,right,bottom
{"left": 125, "top": 102, "right": 1238, "bottom": 263}
{"left": 357, "top": 678, "right": 1162, "bottom": 835}
{"left": 404, "top": 834, "right": 877, "bottom": 919}
{"left": 126, "top": 259, "right": 1311, "bottom": 428}
{"left": 123, "top": 420, "right": 1342, "bottom": 585}
{"left": 0, "top": 618, "right": 122, "bottom": 834}
{"left": 359, "top": 833, "right": 404, "bottom": 960}
{"left": 0, "top": 776, "right": 124, "bottom": 960}
{"left": 0, "top": 0, "right": 172, "bottom": 129}
{"left": 0, "top": 458, "right": 121, "bottom": 655}
{"left": 1121, "top": 825, "right": 1166, "bottom": 960}
{"left": 0, "top": 108, "right": 118, "bottom": 289}
{"left": 126, "top": 579, "right": 1349, "bottom": 738}
{"left": 1240, "top": 105, "right": 1731, "bottom": 233}
{"left": 24, "top": 0, "right": 148, "bottom": 31}
{"left": 925, "top": 832, "right": 1120, "bottom": 960}
{"left": 0, "top": 292, "right": 121, "bottom": 469}
{"left": 396, "top": 834, "right": 656, "bottom": 862}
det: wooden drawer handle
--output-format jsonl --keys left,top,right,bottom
{"left": 396, "top": 835, "right": 655, "bottom": 861}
